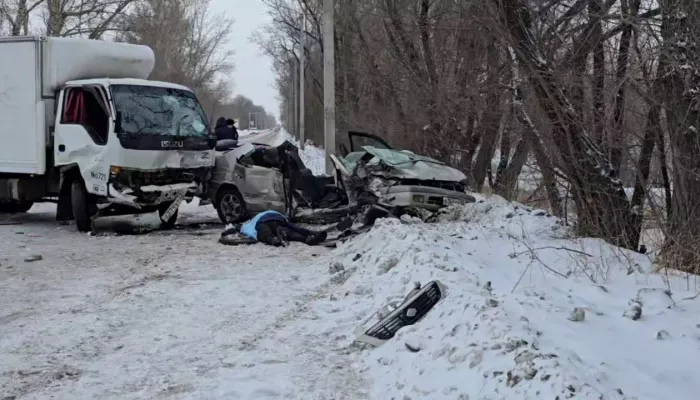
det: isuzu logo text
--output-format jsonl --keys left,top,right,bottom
{"left": 161, "top": 140, "right": 184, "bottom": 148}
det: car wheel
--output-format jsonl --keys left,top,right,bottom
{"left": 158, "top": 202, "right": 179, "bottom": 230}
{"left": 71, "top": 179, "right": 92, "bottom": 232}
{"left": 216, "top": 186, "right": 247, "bottom": 224}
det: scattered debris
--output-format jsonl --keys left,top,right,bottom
{"left": 23, "top": 254, "right": 42, "bottom": 262}
{"left": 568, "top": 307, "right": 586, "bottom": 322}
{"left": 623, "top": 302, "right": 643, "bottom": 321}
{"left": 405, "top": 341, "right": 421, "bottom": 353}
{"left": 656, "top": 330, "right": 671, "bottom": 340}
{"left": 329, "top": 262, "right": 345, "bottom": 274}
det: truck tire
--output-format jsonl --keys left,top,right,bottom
{"left": 215, "top": 186, "right": 247, "bottom": 224}
{"left": 71, "top": 180, "right": 92, "bottom": 232}
{"left": 158, "top": 202, "right": 179, "bottom": 230}
{"left": 0, "top": 200, "right": 33, "bottom": 213}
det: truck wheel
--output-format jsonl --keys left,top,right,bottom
{"left": 13, "top": 201, "right": 34, "bottom": 213}
{"left": 158, "top": 202, "right": 179, "bottom": 230}
{"left": 215, "top": 186, "right": 247, "bottom": 224}
{"left": 71, "top": 180, "right": 92, "bottom": 232}
{"left": 0, "top": 200, "right": 33, "bottom": 213}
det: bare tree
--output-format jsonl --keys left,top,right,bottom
{"left": 117, "top": 0, "right": 234, "bottom": 110}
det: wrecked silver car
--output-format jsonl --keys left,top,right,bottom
{"left": 335, "top": 131, "right": 475, "bottom": 213}
{"left": 207, "top": 133, "right": 345, "bottom": 223}
{"left": 207, "top": 130, "right": 475, "bottom": 224}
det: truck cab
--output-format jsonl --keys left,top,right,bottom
{"left": 0, "top": 36, "right": 215, "bottom": 231}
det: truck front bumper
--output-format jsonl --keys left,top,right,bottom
{"left": 106, "top": 182, "right": 199, "bottom": 209}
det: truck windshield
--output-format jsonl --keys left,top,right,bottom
{"left": 111, "top": 85, "right": 210, "bottom": 137}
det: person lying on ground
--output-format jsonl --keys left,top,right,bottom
{"left": 240, "top": 210, "right": 327, "bottom": 247}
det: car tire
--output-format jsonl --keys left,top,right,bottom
{"left": 215, "top": 186, "right": 247, "bottom": 224}
{"left": 71, "top": 179, "right": 92, "bottom": 232}
{"left": 158, "top": 202, "right": 179, "bottom": 230}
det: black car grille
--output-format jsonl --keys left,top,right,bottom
{"left": 365, "top": 282, "right": 444, "bottom": 341}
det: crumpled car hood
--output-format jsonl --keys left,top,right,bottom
{"left": 342, "top": 146, "right": 466, "bottom": 182}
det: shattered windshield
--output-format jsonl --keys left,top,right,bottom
{"left": 111, "top": 85, "right": 210, "bottom": 137}
{"left": 363, "top": 147, "right": 444, "bottom": 166}
{"left": 340, "top": 146, "right": 445, "bottom": 173}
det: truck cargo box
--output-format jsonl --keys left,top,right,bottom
{"left": 0, "top": 36, "right": 155, "bottom": 175}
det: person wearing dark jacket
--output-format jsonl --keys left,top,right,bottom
{"left": 226, "top": 118, "right": 239, "bottom": 141}
{"left": 240, "top": 210, "right": 327, "bottom": 246}
{"left": 214, "top": 117, "right": 236, "bottom": 141}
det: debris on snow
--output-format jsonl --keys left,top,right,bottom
{"left": 656, "top": 330, "right": 671, "bottom": 340}
{"left": 568, "top": 307, "right": 586, "bottom": 322}
{"left": 623, "top": 302, "right": 643, "bottom": 321}
{"left": 23, "top": 254, "right": 42, "bottom": 262}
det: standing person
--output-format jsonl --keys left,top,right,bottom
{"left": 226, "top": 118, "right": 239, "bottom": 141}
{"left": 214, "top": 117, "right": 236, "bottom": 141}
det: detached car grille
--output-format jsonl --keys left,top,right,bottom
{"left": 112, "top": 167, "right": 211, "bottom": 188}
{"left": 365, "top": 282, "right": 444, "bottom": 341}
{"left": 397, "top": 179, "right": 466, "bottom": 192}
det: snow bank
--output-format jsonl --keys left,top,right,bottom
{"left": 307, "top": 195, "right": 700, "bottom": 400}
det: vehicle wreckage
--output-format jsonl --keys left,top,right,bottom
{"left": 208, "top": 129, "right": 476, "bottom": 225}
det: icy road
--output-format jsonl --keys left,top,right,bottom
{"left": 0, "top": 203, "right": 365, "bottom": 399}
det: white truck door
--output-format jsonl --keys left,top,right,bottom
{"left": 53, "top": 86, "right": 111, "bottom": 196}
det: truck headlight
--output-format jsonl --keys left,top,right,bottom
{"left": 110, "top": 166, "right": 122, "bottom": 179}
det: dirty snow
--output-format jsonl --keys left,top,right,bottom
{"left": 2, "top": 159, "right": 699, "bottom": 398}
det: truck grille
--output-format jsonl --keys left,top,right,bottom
{"left": 113, "top": 167, "right": 210, "bottom": 188}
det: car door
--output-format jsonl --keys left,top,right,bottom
{"left": 53, "top": 85, "right": 112, "bottom": 196}
{"left": 236, "top": 151, "right": 285, "bottom": 211}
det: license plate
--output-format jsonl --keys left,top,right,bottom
{"left": 161, "top": 191, "right": 186, "bottom": 222}
{"left": 443, "top": 197, "right": 464, "bottom": 206}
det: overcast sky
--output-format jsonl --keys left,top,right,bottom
{"left": 210, "top": 0, "right": 279, "bottom": 119}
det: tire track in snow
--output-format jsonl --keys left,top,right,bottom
{"left": 232, "top": 278, "right": 369, "bottom": 399}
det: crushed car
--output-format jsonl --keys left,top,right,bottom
{"left": 207, "top": 129, "right": 476, "bottom": 225}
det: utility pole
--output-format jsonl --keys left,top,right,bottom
{"left": 299, "top": 12, "right": 306, "bottom": 150}
{"left": 293, "top": 60, "right": 299, "bottom": 139}
{"left": 323, "top": 0, "right": 335, "bottom": 175}
{"left": 287, "top": 78, "right": 293, "bottom": 134}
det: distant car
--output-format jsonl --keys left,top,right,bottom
{"left": 207, "top": 130, "right": 475, "bottom": 224}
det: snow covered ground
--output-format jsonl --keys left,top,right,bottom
{"left": 2, "top": 136, "right": 698, "bottom": 399}
{"left": 310, "top": 196, "right": 700, "bottom": 399}
{"left": 0, "top": 204, "right": 365, "bottom": 399}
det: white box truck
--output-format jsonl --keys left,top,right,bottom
{"left": 0, "top": 36, "right": 215, "bottom": 231}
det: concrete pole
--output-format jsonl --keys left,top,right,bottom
{"left": 288, "top": 79, "right": 293, "bottom": 134}
{"left": 293, "top": 60, "right": 299, "bottom": 139}
{"left": 323, "top": 0, "right": 335, "bottom": 175}
{"left": 299, "top": 12, "right": 306, "bottom": 150}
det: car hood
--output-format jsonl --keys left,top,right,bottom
{"left": 342, "top": 146, "right": 466, "bottom": 182}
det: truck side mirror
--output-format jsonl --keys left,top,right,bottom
{"left": 114, "top": 111, "right": 123, "bottom": 133}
